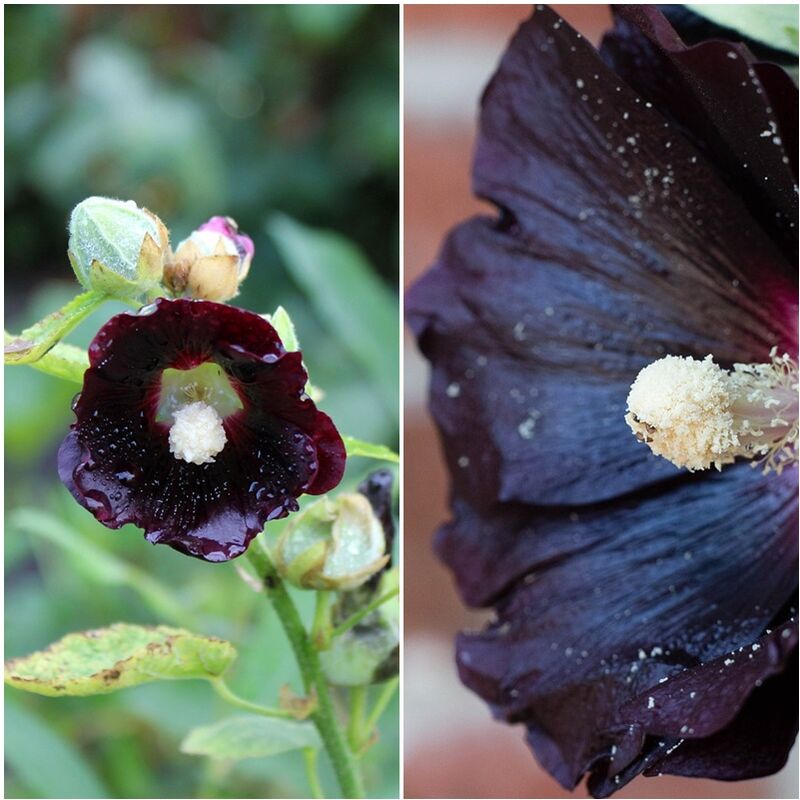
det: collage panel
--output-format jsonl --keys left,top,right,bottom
{"left": 5, "top": 5, "right": 399, "bottom": 800}
{"left": 405, "top": 3, "right": 798, "bottom": 800}
{"left": 3, "top": 3, "right": 799, "bottom": 800}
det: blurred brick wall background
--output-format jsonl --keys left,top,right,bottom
{"left": 402, "top": 5, "right": 798, "bottom": 798}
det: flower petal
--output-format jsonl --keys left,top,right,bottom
{"left": 472, "top": 6, "right": 795, "bottom": 327}
{"left": 644, "top": 649, "right": 798, "bottom": 782}
{"left": 409, "top": 212, "right": 793, "bottom": 508}
{"left": 59, "top": 298, "right": 345, "bottom": 561}
{"left": 358, "top": 468, "right": 396, "bottom": 560}
{"left": 587, "top": 625, "right": 797, "bottom": 796}
{"left": 442, "top": 464, "right": 797, "bottom": 790}
{"left": 601, "top": 5, "right": 798, "bottom": 261}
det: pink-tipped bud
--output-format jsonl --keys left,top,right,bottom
{"left": 165, "top": 216, "right": 254, "bottom": 302}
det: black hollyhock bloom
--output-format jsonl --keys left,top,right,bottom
{"left": 407, "top": 5, "right": 797, "bottom": 796}
{"left": 59, "top": 297, "right": 346, "bottom": 562}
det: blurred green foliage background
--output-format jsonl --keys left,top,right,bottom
{"left": 4, "top": 5, "right": 399, "bottom": 798}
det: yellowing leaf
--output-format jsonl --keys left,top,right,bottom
{"left": 5, "top": 624, "right": 236, "bottom": 697}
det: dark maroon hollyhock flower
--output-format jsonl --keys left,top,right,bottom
{"left": 59, "top": 298, "right": 346, "bottom": 562}
{"left": 407, "top": 5, "right": 797, "bottom": 796}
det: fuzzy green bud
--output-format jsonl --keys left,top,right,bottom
{"left": 68, "top": 197, "right": 169, "bottom": 298}
{"left": 274, "top": 494, "right": 389, "bottom": 591}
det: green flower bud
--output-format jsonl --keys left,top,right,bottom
{"left": 68, "top": 197, "right": 169, "bottom": 298}
{"left": 320, "top": 568, "right": 399, "bottom": 687}
{"left": 274, "top": 493, "right": 389, "bottom": 591}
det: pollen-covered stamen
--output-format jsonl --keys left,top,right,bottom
{"left": 157, "top": 362, "right": 243, "bottom": 465}
{"left": 168, "top": 401, "right": 227, "bottom": 465}
{"left": 625, "top": 349, "right": 798, "bottom": 474}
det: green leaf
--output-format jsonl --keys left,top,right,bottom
{"left": 9, "top": 507, "right": 193, "bottom": 626}
{"left": 342, "top": 435, "right": 399, "bottom": 463}
{"left": 4, "top": 289, "right": 107, "bottom": 364}
{"left": 686, "top": 4, "right": 799, "bottom": 54}
{"left": 27, "top": 340, "right": 89, "bottom": 383}
{"left": 267, "top": 214, "right": 398, "bottom": 418}
{"left": 267, "top": 304, "right": 300, "bottom": 351}
{"left": 181, "top": 714, "right": 321, "bottom": 761}
{"left": 5, "top": 623, "right": 236, "bottom": 696}
{"left": 5, "top": 698, "right": 109, "bottom": 798}
{"left": 265, "top": 304, "right": 324, "bottom": 401}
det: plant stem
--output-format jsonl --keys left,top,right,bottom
{"left": 311, "top": 590, "right": 332, "bottom": 650}
{"left": 211, "top": 677, "right": 295, "bottom": 719}
{"left": 331, "top": 585, "right": 399, "bottom": 639}
{"left": 363, "top": 677, "right": 399, "bottom": 740}
{"left": 197, "top": 758, "right": 231, "bottom": 798}
{"left": 347, "top": 686, "right": 367, "bottom": 753}
{"left": 303, "top": 747, "right": 324, "bottom": 799}
{"left": 5, "top": 290, "right": 107, "bottom": 365}
{"left": 246, "top": 546, "right": 364, "bottom": 798}
{"left": 26, "top": 341, "right": 89, "bottom": 384}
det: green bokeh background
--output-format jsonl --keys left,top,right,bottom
{"left": 4, "top": 5, "right": 399, "bottom": 798}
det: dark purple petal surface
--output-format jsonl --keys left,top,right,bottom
{"left": 358, "top": 468, "right": 396, "bottom": 590}
{"left": 642, "top": 648, "right": 798, "bottom": 782}
{"left": 600, "top": 5, "right": 798, "bottom": 262}
{"left": 59, "top": 298, "right": 345, "bottom": 561}
{"left": 444, "top": 466, "right": 796, "bottom": 793}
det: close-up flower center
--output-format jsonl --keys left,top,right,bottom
{"left": 626, "top": 349, "right": 798, "bottom": 474}
{"left": 157, "top": 362, "right": 243, "bottom": 465}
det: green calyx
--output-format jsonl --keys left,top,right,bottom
{"left": 274, "top": 494, "right": 389, "bottom": 592}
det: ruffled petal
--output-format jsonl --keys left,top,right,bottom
{"left": 59, "top": 298, "right": 345, "bottom": 561}
{"left": 645, "top": 649, "right": 798, "bottom": 782}
{"left": 472, "top": 7, "right": 795, "bottom": 329}
{"left": 587, "top": 626, "right": 797, "bottom": 796}
{"left": 442, "top": 464, "right": 797, "bottom": 791}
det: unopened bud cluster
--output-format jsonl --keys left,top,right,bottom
{"left": 320, "top": 567, "right": 399, "bottom": 686}
{"left": 68, "top": 198, "right": 254, "bottom": 303}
